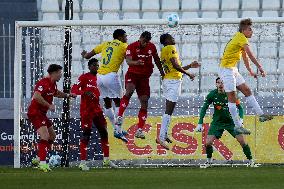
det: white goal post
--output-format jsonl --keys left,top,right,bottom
{"left": 14, "top": 17, "right": 284, "bottom": 168}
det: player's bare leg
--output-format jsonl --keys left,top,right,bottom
{"left": 200, "top": 135, "right": 216, "bottom": 168}
{"left": 135, "top": 95, "right": 149, "bottom": 139}
{"left": 227, "top": 91, "right": 251, "bottom": 135}
{"left": 36, "top": 126, "right": 52, "bottom": 172}
{"left": 237, "top": 83, "right": 273, "bottom": 122}
{"left": 115, "top": 83, "right": 135, "bottom": 142}
{"left": 235, "top": 135, "right": 259, "bottom": 167}
{"left": 158, "top": 100, "right": 176, "bottom": 150}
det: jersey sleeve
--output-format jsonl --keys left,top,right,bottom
{"left": 93, "top": 42, "right": 106, "bottom": 54}
{"left": 34, "top": 79, "right": 47, "bottom": 95}
{"left": 198, "top": 91, "right": 213, "bottom": 124}
{"left": 125, "top": 44, "right": 134, "bottom": 57}
{"left": 238, "top": 34, "right": 249, "bottom": 48}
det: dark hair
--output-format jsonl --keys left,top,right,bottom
{"left": 113, "top": 29, "right": 126, "bottom": 39}
{"left": 88, "top": 58, "right": 98, "bottom": 67}
{"left": 47, "top": 64, "right": 62, "bottom": 74}
{"left": 160, "top": 33, "right": 171, "bottom": 45}
{"left": 216, "top": 77, "right": 221, "bottom": 82}
{"left": 239, "top": 18, "right": 252, "bottom": 32}
{"left": 140, "top": 31, "right": 152, "bottom": 41}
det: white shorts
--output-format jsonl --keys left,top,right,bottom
{"left": 219, "top": 67, "right": 245, "bottom": 92}
{"left": 97, "top": 72, "right": 122, "bottom": 98}
{"left": 162, "top": 79, "right": 182, "bottom": 102}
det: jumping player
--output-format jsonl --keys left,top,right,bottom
{"left": 81, "top": 29, "right": 128, "bottom": 140}
{"left": 157, "top": 33, "right": 200, "bottom": 150}
{"left": 115, "top": 31, "right": 165, "bottom": 141}
{"left": 219, "top": 18, "right": 273, "bottom": 135}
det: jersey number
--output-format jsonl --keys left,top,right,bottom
{"left": 102, "top": 47, "right": 113, "bottom": 65}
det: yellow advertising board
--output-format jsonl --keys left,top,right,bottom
{"left": 108, "top": 116, "right": 284, "bottom": 163}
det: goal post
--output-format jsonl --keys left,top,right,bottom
{"left": 14, "top": 18, "right": 284, "bottom": 168}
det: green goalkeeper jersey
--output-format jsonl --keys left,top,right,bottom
{"left": 198, "top": 89, "right": 244, "bottom": 125}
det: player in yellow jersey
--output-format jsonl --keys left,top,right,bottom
{"left": 219, "top": 18, "right": 273, "bottom": 135}
{"left": 157, "top": 33, "right": 200, "bottom": 150}
{"left": 81, "top": 29, "right": 128, "bottom": 141}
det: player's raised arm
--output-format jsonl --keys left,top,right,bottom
{"left": 81, "top": 43, "right": 104, "bottom": 59}
{"left": 243, "top": 44, "right": 266, "bottom": 77}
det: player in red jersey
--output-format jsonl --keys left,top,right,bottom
{"left": 71, "top": 58, "right": 117, "bottom": 170}
{"left": 28, "top": 64, "right": 76, "bottom": 172}
{"left": 114, "top": 31, "right": 164, "bottom": 142}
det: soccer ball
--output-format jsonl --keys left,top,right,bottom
{"left": 49, "top": 155, "right": 61, "bottom": 167}
{"left": 166, "top": 13, "right": 179, "bottom": 28}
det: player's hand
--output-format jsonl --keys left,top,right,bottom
{"left": 187, "top": 73, "right": 195, "bottom": 81}
{"left": 195, "top": 124, "right": 203, "bottom": 132}
{"left": 48, "top": 104, "right": 55, "bottom": 112}
{"left": 259, "top": 67, "right": 266, "bottom": 77}
{"left": 84, "top": 91, "right": 96, "bottom": 99}
{"left": 136, "top": 60, "right": 144, "bottom": 65}
{"left": 81, "top": 50, "right": 87, "bottom": 58}
{"left": 249, "top": 71, "right": 258, "bottom": 78}
{"left": 190, "top": 61, "right": 201, "bottom": 68}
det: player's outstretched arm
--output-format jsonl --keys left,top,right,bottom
{"left": 125, "top": 56, "right": 144, "bottom": 66}
{"left": 170, "top": 57, "right": 195, "bottom": 80}
{"left": 243, "top": 44, "right": 266, "bottom": 77}
{"left": 242, "top": 51, "right": 257, "bottom": 78}
{"left": 33, "top": 91, "right": 55, "bottom": 111}
{"left": 55, "top": 90, "right": 76, "bottom": 98}
{"left": 182, "top": 60, "right": 201, "bottom": 70}
{"left": 81, "top": 50, "right": 96, "bottom": 59}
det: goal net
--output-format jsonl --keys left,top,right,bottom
{"left": 14, "top": 18, "right": 284, "bottom": 168}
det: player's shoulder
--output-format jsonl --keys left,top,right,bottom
{"left": 37, "top": 77, "right": 49, "bottom": 85}
{"left": 207, "top": 89, "right": 218, "bottom": 97}
{"left": 128, "top": 41, "right": 139, "bottom": 48}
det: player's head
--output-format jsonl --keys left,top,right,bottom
{"left": 216, "top": 77, "right": 224, "bottom": 91}
{"left": 47, "top": 64, "right": 63, "bottom": 82}
{"left": 239, "top": 18, "right": 253, "bottom": 38}
{"left": 113, "top": 29, "right": 127, "bottom": 43}
{"left": 88, "top": 58, "right": 99, "bottom": 74}
{"left": 139, "top": 31, "right": 151, "bottom": 48}
{"left": 160, "top": 33, "right": 175, "bottom": 46}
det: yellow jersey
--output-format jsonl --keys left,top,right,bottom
{"left": 93, "top": 39, "right": 128, "bottom": 74}
{"left": 161, "top": 45, "right": 182, "bottom": 80}
{"left": 220, "top": 32, "right": 249, "bottom": 68}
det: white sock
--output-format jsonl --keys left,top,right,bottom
{"left": 246, "top": 95, "right": 264, "bottom": 115}
{"left": 40, "top": 161, "right": 46, "bottom": 164}
{"left": 207, "top": 158, "right": 212, "bottom": 163}
{"left": 105, "top": 108, "right": 115, "bottom": 129}
{"left": 160, "top": 114, "right": 171, "bottom": 141}
{"left": 228, "top": 102, "right": 242, "bottom": 128}
{"left": 104, "top": 157, "right": 109, "bottom": 161}
{"left": 114, "top": 106, "right": 119, "bottom": 117}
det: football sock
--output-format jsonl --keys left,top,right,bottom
{"left": 228, "top": 102, "right": 242, "bottom": 127}
{"left": 38, "top": 139, "right": 49, "bottom": 162}
{"left": 138, "top": 108, "right": 147, "bottom": 129}
{"left": 246, "top": 95, "right": 264, "bottom": 115}
{"left": 206, "top": 145, "right": 213, "bottom": 159}
{"left": 101, "top": 138, "right": 109, "bottom": 158}
{"left": 242, "top": 144, "right": 252, "bottom": 160}
{"left": 118, "top": 95, "right": 130, "bottom": 117}
{"left": 80, "top": 139, "right": 88, "bottom": 161}
{"left": 160, "top": 114, "right": 171, "bottom": 141}
{"left": 105, "top": 108, "right": 115, "bottom": 129}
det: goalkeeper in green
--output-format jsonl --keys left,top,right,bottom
{"left": 196, "top": 77, "right": 257, "bottom": 168}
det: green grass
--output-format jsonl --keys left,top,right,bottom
{"left": 0, "top": 166, "right": 283, "bottom": 189}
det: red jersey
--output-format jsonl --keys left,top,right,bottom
{"left": 71, "top": 72, "right": 102, "bottom": 114}
{"left": 126, "top": 41, "right": 159, "bottom": 78}
{"left": 28, "top": 77, "right": 57, "bottom": 115}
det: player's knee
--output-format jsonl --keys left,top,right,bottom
{"left": 206, "top": 141, "right": 213, "bottom": 147}
{"left": 82, "top": 129, "right": 92, "bottom": 142}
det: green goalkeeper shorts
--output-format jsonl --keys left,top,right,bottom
{"left": 207, "top": 123, "right": 237, "bottom": 139}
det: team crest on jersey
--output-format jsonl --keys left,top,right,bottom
{"left": 148, "top": 50, "right": 152, "bottom": 55}
{"left": 126, "top": 50, "right": 131, "bottom": 55}
{"left": 38, "top": 86, "right": 43, "bottom": 91}
{"left": 172, "top": 50, "right": 176, "bottom": 54}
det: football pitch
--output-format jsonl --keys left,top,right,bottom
{"left": 0, "top": 166, "right": 283, "bottom": 189}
